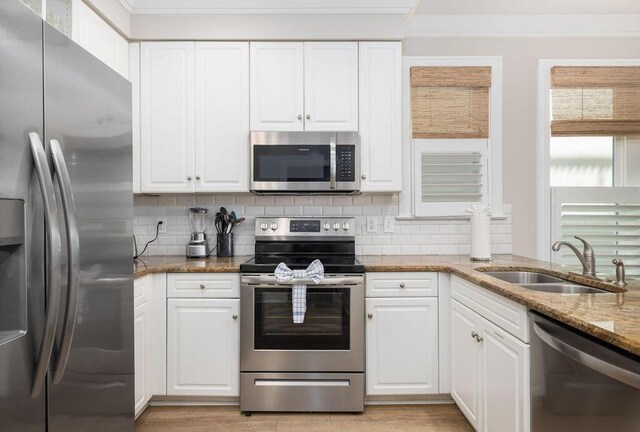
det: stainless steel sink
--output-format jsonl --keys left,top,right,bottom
{"left": 518, "top": 283, "right": 606, "bottom": 294}
{"left": 483, "top": 271, "right": 608, "bottom": 294}
{"left": 483, "top": 271, "right": 565, "bottom": 284}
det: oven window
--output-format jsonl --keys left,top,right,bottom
{"left": 253, "top": 145, "right": 330, "bottom": 182}
{"left": 254, "top": 288, "right": 350, "bottom": 350}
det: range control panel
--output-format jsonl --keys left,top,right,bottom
{"left": 255, "top": 217, "right": 355, "bottom": 239}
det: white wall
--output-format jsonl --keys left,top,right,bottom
{"left": 133, "top": 194, "right": 512, "bottom": 257}
{"left": 403, "top": 37, "right": 640, "bottom": 258}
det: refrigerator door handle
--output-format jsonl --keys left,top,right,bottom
{"left": 49, "top": 139, "right": 80, "bottom": 385}
{"left": 28, "top": 132, "right": 63, "bottom": 398}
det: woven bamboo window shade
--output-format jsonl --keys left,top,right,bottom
{"left": 411, "top": 66, "right": 491, "bottom": 139}
{"left": 551, "top": 66, "right": 640, "bottom": 136}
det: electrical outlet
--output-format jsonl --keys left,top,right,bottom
{"left": 383, "top": 216, "right": 395, "bottom": 233}
{"left": 366, "top": 216, "right": 378, "bottom": 233}
{"left": 156, "top": 217, "right": 167, "bottom": 234}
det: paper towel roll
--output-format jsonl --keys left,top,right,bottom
{"left": 470, "top": 215, "right": 491, "bottom": 261}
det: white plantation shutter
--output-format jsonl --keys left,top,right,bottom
{"left": 551, "top": 187, "right": 640, "bottom": 278}
{"left": 414, "top": 140, "right": 489, "bottom": 217}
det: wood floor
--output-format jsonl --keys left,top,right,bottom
{"left": 136, "top": 404, "right": 474, "bottom": 432}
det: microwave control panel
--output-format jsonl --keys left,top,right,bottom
{"left": 337, "top": 145, "right": 356, "bottom": 182}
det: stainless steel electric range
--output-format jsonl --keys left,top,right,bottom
{"left": 240, "top": 216, "right": 365, "bottom": 414}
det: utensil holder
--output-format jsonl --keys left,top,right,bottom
{"left": 217, "top": 233, "right": 234, "bottom": 257}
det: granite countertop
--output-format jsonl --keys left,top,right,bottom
{"left": 133, "top": 254, "right": 640, "bottom": 357}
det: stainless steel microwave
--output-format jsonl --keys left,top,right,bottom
{"left": 250, "top": 131, "right": 360, "bottom": 194}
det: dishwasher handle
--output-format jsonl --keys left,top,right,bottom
{"left": 533, "top": 321, "right": 640, "bottom": 390}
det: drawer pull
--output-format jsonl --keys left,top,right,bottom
{"left": 200, "top": 284, "right": 206, "bottom": 290}
{"left": 367, "top": 313, "right": 373, "bottom": 319}
{"left": 232, "top": 314, "right": 238, "bottom": 320}
{"left": 399, "top": 282, "right": 405, "bottom": 288}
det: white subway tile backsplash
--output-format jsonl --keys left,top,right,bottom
{"left": 133, "top": 193, "right": 512, "bottom": 258}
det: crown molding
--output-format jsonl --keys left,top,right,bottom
{"left": 117, "top": 0, "right": 417, "bottom": 15}
{"left": 406, "top": 14, "right": 640, "bottom": 38}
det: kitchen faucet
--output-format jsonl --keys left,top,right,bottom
{"left": 552, "top": 236, "right": 597, "bottom": 277}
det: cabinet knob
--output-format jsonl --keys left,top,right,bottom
{"left": 200, "top": 284, "right": 205, "bottom": 290}
{"left": 232, "top": 314, "right": 238, "bottom": 320}
{"left": 471, "top": 331, "right": 478, "bottom": 339}
{"left": 196, "top": 175, "right": 201, "bottom": 180}
{"left": 187, "top": 176, "right": 192, "bottom": 181}
{"left": 361, "top": 174, "right": 367, "bottom": 180}
{"left": 297, "top": 114, "right": 303, "bottom": 120}
{"left": 306, "top": 114, "right": 311, "bottom": 120}
{"left": 367, "top": 313, "right": 373, "bottom": 319}
{"left": 476, "top": 335, "right": 484, "bottom": 343}
{"left": 399, "top": 282, "right": 405, "bottom": 288}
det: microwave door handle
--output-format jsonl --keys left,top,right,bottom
{"left": 329, "top": 135, "right": 337, "bottom": 190}
{"left": 533, "top": 321, "right": 640, "bottom": 390}
{"left": 49, "top": 139, "right": 80, "bottom": 385}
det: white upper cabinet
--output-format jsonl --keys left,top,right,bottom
{"left": 250, "top": 42, "right": 359, "bottom": 132}
{"left": 250, "top": 42, "right": 305, "bottom": 131}
{"left": 139, "top": 42, "right": 250, "bottom": 193}
{"left": 359, "top": 42, "right": 402, "bottom": 192}
{"left": 77, "top": 1, "right": 129, "bottom": 79}
{"left": 140, "top": 42, "right": 195, "bottom": 193}
{"left": 195, "top": 42, "right": 249, "bottom": 192}
{"left": 303, "top": 42, "right": 358, "bottom": 131}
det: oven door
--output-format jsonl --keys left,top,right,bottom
{"left": 240, "top": 275, "right": 364, "bottom": 373}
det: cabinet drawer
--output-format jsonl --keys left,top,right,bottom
{"left": 451, "top": 276, "right": 529, "bottom": 343}
{"left": 366, "top": 272, "right": 438, "bottom": 298}
{"left": 167, "top": 273, "right": 240, "bottom": 298}
{"left": 134, "top": 275, "right": 152, "bottom": 307}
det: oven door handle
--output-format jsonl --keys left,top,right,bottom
{"left": 242, "top": 276, "right": 363, "bottom": 286}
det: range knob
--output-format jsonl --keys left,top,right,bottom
{"left": 332, "top": 222, "right": 341, "bottom": 231}
{"left": 270, "top": 222, "right": 278, "bottom": 231}
{"left": 342, "top": 222, "right": 351, "bottom": 231}
{"left": 323, "top": 222, "right": 331, "bottom": 231}
{"left": 260, "top": 222, "right": 269, "bottom": 231}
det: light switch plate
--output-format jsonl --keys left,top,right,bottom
{"left": 383, "top": 216, "right": 395, "bottom": 233}
{"left": 366, "top": 216, "right": 378, "bottom": 233}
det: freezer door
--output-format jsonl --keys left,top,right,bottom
{"left": 0, "top": 1, "right": 47, "bottom": 432}
{"left": 43, "top": 25, "right": 134, "bottom": 432}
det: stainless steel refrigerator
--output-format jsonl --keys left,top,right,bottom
{"left": 0, "top": 1, "right": 134, "bottom": 431}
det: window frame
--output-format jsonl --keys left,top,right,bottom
{"left": 536, "top": 59, "right": 640, "bottom": 260}
{"left": 401, "top": 56, "right": 503, "bottom": 218}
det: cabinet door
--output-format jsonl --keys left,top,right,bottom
{"left": 195, "top": 42, "right": 249, "bottom": 192}
{"left": 134, "top": 302, "right": 148, "bottom": 416}
{"left": 359, "top": 42, "right": 402, "bottom": 192}
{"left": 303, "top": 42, "right": 358, "bottom": 131}
{"left": 451, "top": 299, "right": 483, "bottom": 430}
{"left": 481, "top": 318, "right": 530, "bottom": 432}
{"left": 140, "top": 42, "right": 195, "bottom": 193}
{"left": 250, "top": 42, "right": 304, "bottom": 131}
{"left": 167, "top": 299, "right": 239, "bottom": 396}
{"left": 366, "top": 298, "right": 439, "bottom": 395}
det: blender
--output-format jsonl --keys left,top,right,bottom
{"left": 186, "top": 207, "right": 210, "bottom": 258}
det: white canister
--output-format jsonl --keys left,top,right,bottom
{"left": 470, "top": 215, "right": 491, "bottom": 261}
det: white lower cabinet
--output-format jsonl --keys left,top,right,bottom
{"left": 134, "top": 275, "right": 154, "bottom": 417}
{"left": 451, "top": 299, "right": 483, "bottom": 429}
{"left": 167, "top": 298, "right": 240, "bottom": 396}
{"left": 451, "top": 276, "right": 530, "bottom": 432}
{"left": 365, "top": 297, "right": 439, "bottom": 395}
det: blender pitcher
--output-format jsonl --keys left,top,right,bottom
{"left": 186, "top": 207, "right": 210, "bottom": 258}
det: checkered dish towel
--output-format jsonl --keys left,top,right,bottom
{"left": 274, "top": 260, "right": 324, "bottom": 324}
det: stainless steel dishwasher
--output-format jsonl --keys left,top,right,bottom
{"left": 530, "top": 312, "right": 640, "bottom": 431}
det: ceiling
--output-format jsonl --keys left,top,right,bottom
{"left": 415, "top": 0, "right": 640, "bottom": 15}
{"left": 118, "top": 0, "right": 420, "bottom": 15}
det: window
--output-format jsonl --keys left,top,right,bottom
{"left": 403, "top": 58, "right": 502, "bottom": 218}
{"left": 548, "top": 66, "right": 640, "bottom": 273}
